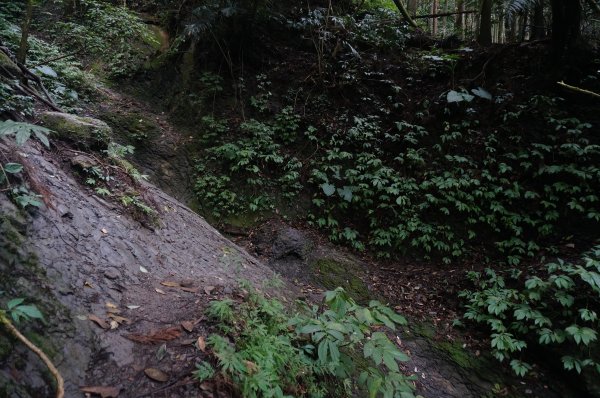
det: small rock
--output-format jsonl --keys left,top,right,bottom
{"left": 71, "top": 154, "right": 99, "bottom": 169}
{"left": 104, "top": 268, "right": 120, "bottom": 280}
{"left": 223, "top": 286, "right": 233, "bottom": 295}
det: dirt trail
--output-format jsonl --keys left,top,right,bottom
{"left": 0, "top": 139, "right": 278, "bottom": 397}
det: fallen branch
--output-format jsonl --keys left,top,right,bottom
{"left": 0, "top": 312, "right": 64, "bottom": 398}
{"left": 557, "top": 81, "right": 600, "bottom": 99}
{"left": 412, "top": 10, "right": 477, "bottom": 19}
{"left": 30, "top": 48, "right": 83, "bottom": 69}
{"left": 0, "top": 45, "right": 62, "bottom": 112}
{"left": 15, "top": 82, "right": 63, "bottom": 112}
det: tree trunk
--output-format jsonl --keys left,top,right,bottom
{"left": 17, "top": 0, "right": 34, "bottom": 65}
{"left": 532, "top": 3, "right": 546, "bottom": 40}
{"left": 550, "top": 0, "right": 582, "bottom": 55}
{"left": 478, "top": 0, "right": 492, "bottom": 45}
{"left": 497, "top": 14, "right": 504, "bottom": 43}
{"left": 391, "top": 0, "right": 419, "bottom": 29}
{"left": 520, "top": 12, "right": 528, "bottom": 42}
{"left": 455, "top": 0, "right": 465, "bottom": 37}
{"left": 407, "top": 0, "right": 418, "bottom": 15}
{"left": 431, "top": 0, "right": 438, "bottom": 35}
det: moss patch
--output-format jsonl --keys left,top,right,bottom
{"left": 435, "top": 341, "right": 477, "bottom": 370}
{"left": 310, "top": 258, "right": 371, "bottom": 303}
{"left": 99, "top": 109, "right": 161, "bottom": 144}
{"left": 411, "top": 321, "right": 436, "bottom": 340}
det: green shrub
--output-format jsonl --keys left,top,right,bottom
{"left": 199, "top": 286, "right": 418, "bottom": 398}
{"left": 458, "top": 247, "right": 600, "bottom": 377}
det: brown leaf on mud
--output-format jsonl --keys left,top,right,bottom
{"left": 125, "top": 326, "right": 182, "bottom": 344}
{"left": 204, "top": 286, "right": 215, "bottom": 295}
{"left": 144, "top": 368, "right": 169, "bottom": 382}
{"left": 108, "top": 314, "right": 131, "bottom": 324}
{"left": 160, "top": 281, "right": 181, "bottom": 287}
{"left": 110, "top": 320, "right": 119, "bottom": 330}
{"left": 180, "top": 287, "right": 198, "bottom": 293}
{"left": 80, "top": 385, "right": 120, "bottom": 397}
{"left": 106, "top": 302, "right": 118, "bottom": 309}
{"left": 196, "top": 336, "right": 206, "bottom": 352}
{"left": 181, "top": 321, "right": 194, "bottom": 332}
{"left": 88, "top": 315, "right": 109, "bottom": 329}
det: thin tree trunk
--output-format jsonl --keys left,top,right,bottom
{"left": 455, "top": 0, "right": 465, "bottom": 37}
{"left": 408, "top": 0, "right": 418, "bottom": 15}
{"left": 497, "top": 14, "right": 504, "bottom": 43}
{"left": 532, "top": 3, "right": 545, "bottom": 40}
{"left": 520, "top": 12, "right": 528, "bottom": 42}
{"left": 391, "top": 0, "right": 419, "bottom": 29}
{"left": 550, "top": 0, "right": 582, "bottom": 55}
{"left": 478, "top": 0, "right": 492, "bottom": 45}
{"left": 17, "top": 0, "right": 34, "bottom": 65}
{"left": 432, "top": 0, "right": 438, "bottom": 35}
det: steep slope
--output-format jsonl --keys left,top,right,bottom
{"left": 0, "top": 138, "right": 278, "bottom": 397}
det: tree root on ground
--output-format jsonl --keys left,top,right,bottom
{"left": 0, "top": 312, "right": 65, "bottom": 398}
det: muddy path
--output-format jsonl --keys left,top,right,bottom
{"left": 0, "top": 139, "right": 280, "bottom": 397}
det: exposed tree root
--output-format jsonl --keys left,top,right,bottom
{"left": 0, "top": 312, "right": 65, "bottom": 398}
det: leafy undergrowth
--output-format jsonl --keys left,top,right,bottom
{"left": 198, "top": 284, "right": 418, "bottom": 398}
{"left": 188, "top": 12, "right": 600, "bottom": 265}
{"left": 458, "top": 246, "right": 600, "bottom": 379}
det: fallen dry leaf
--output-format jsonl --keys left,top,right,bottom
{"left": 110, "top": 320, "right": 119, "bottom": 330}
{"left": 101, "top": 228, "right": 108, "bottom": 234}
{"left": 244, "top": 360, "right": 258, "bottom": 374}
{"left": 108, "top": 314, "right": 131, "bottom": 324}
{"left": 196, "top": 336, "right": 206, "bottom": 352}
{"left": 88, "top": 315, "right": 109, "bottom": 329}
{"left": 127, "top": 305, "right": 140, "bottom": 309}
{"left": 139, "top": 266, "right": 149, "bottom": 273}
{"left": 160, "top": 281, "right": 181, "bottom": 287}
{"left": 144, "top": 368, "right": 169, "bottom": 382}
{"left": 181, "top": 321, "right": 194, "bottom": 332}
{"left": 80, "top": 385, "right": 120, "bottom": 397}
{"left": 125, "top": 326, "right": 182, "bottom": 344}
{"left": 155, "top": 288, "right": 166, "bottom": 295}
{"left": 180, "top": 287, "right": 198, "bottom": 293}
{"left": 84, "top": 281, "right": 94, "bottom": 288}
{"left": 204, "top": 286, "right": 215, "bottom": 295}
{"left": 106, "top": 302, "right": 118, "bottom": 309}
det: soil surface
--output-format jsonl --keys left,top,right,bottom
{"left": 0, "top": 139, "right": 279, "bottom": 397}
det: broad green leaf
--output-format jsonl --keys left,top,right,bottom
{"left": 4, "top": 163, "right": 23, "bottom": 174}
{"left": 7, "top": 298, "right": 24, "bottom": 310}
{"left": 321, "top": 183, "right": 335, "bottom": 196}
{"left": 17, "top": 305, "right": 44, "bottom": 320}
{"left": 472, "top": 87, "right": 492, "bottom": 100}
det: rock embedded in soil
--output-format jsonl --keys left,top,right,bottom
{"left": 41, "top": 111, "right": 112, "bottom": 144}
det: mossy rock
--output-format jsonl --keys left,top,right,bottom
{"left": 310, "top": 257, "right": 371, "bottom": 303}
{"left": 0, "top": 52, "right": 20, "bottom": 77}
{"left": 99, "top": 110, "right": 160, "bottom": 144}
{"left": 41, "top": 112, "right": 111, "bottom": 145}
